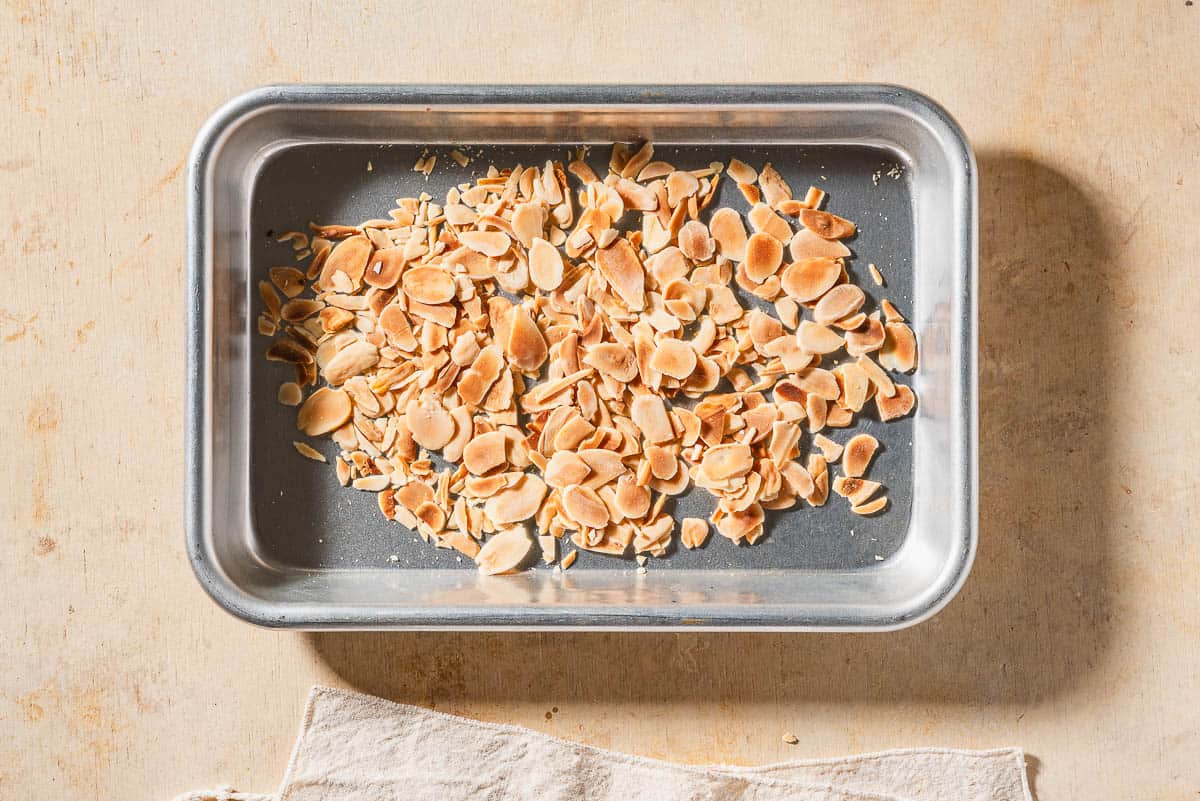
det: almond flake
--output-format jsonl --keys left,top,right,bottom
{"left": 292, "top": 441, "right": 326, "bottom": 462}
{"left": 851, "top": 495, "right": 888, "bottom": 515}
{"left": 475, "top": 525, "right": 533, "bottom": 575}
{"left": 842, "top": 433, "right": 879, "bottom": 478}
{"left": 800, "top": 209, "right": 856, "bottom": 240}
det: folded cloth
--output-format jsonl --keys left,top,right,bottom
{"left": 178, "top": 686, "right": 1033, "bottom": 801}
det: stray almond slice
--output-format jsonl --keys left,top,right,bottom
{"left": 631, "top": 395, "right": 674, "bottom": 444}
{"left": 832, "top": 475, "right": 881, "bottom": 505}
{"left": 800, "top": 209, "right": 856, "bottom": 240}
{"left": 529, "top": 238, "right": 565, "bottom": 291}
{"left": 801, "top": 186, "right": 826, "bottom": 210}
{"left": 758, "top": 162, "right": 792, "bottom": 207}
{"left": 595, "top": 238, "right": 646, "bottom": 311}
{"left": 464, "top": 431, "right": 507, "bottom": 475}
{"left": 266, "top": 338, "right": 313, "bottom": 365}
{"left": 281, "top": 298, "right": 324, "bottom": 322}
{"left": 269, "top": 267, "right": 307, "bottom": 298}
{"left": 842, "top": 433, "right": 879, "bottom": 478}
{"left": 813, "top": 434, "right": 843, "bottom": 460}
{"left": 726, "top": 158, "right": 757, "bottom": 184}
{"left": 484, "top": 475, "right": 548, "bottom": 525}
{"left": 714, "top": 502, "right": 763, "bottom": 543}
{"left": 789, "top": 228, "right": 851, "bottom": 261}
{"left": 458, "top": 230, "right": 512, "bottom": 257}
{"left": 806, "top": 454, "right": 829, "bottom": 506}
{"left": 563, "top": 485, "right": 610, "bottom": 529}
{"left": 506, "top": 305, "right": 548, "bottom": 372}
{"left": 851, "top": 496, "right": 888, "bottom": 516}
{"left": 744, "top": 232, "right": 783, "bottom": 282}
{"left": 880, "top": 322, "right": 918, "bottom": 372}
{"left": 876, "top": 384, "right": 915, "bottom": 421}
{"left": 414, "top": 501, "right": 446, "bottom": 533}
{"left": 560, "top": 549, "right": 578, "bottom": 570}
{"left": 813, "top": 284, "right": 866, "bottom": 324}
{"left": 680, "top": 517, "right": 710, "bottom": 549}
{"left": 319, "top": 306, "right": 355, "bottom": 333}
{"left": 402, "top": 266, "right": 456, "bottom": 305}
{"left": 857, "top": 354, "right": 896, "bottom": 398}
{"left": 781, "top": 258, "right": 841, "bottom": 303}
{"left": 297, "top": 387, "right": 352, "bottom": 435}
{"left": 475, "top": 525, "right": 533, "bottom": 575}
{"left": 582, "top": 342, "right": 638, "bottom": 382}
{"left": 869, "top": 263, "right": 884, "bottom": 286}
{"left": 292, "top": 441, "right": 326, "bottom": 462}
{"left": 278, "top": 382, "right": 302, "bottom": 406}
{"left": 797, "top": 321, "right": 845, "bottom": 355}
{"left": 650, "top": 339, "right": 698, "bottom": 380}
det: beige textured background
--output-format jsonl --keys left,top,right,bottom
{"left": 2, "top": 1, "right": 1198, "bottom": 799}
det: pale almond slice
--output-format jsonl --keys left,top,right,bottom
{"left": 678, "top": 220, "right": 715, "bottom": 262}
{"left": 851, "top": 496, "right": 888, "bottom": 516}
{"left": 700, "top": 443, "right": 753, "bottom": 481}
{"left": 789, "top": 228, "right": 851, "bottom": 261}
{"left": 744, "top": 232, "right": 784, "bottom": 282}
{"left": 774, "top": 296, "right": 799, "bottom": 329}
{"left": 352, "top": 474, "right": 390, "bottom": 492}
{"left": 562, "top": 484, "right": 610, "bottom": 529}
{"left": 595, "top": 238, "right": 646, "bottom": 311}
{"left": 707, "top": 285, "right": 744, "bottom": 325}
{"left": 776, "top": 199, "right": 804, "bottom": 216}
{"left": 880, "top": 322, "right": 918, "bottom": 372}
{"left": 484, "top": 475, "right": 548, "bottom": 525}
{"left": 800, "top": 209, "right": 856, "bottom": 240}
{"left": 463, "top": 431, "right": 507, "bottom": 475}
{"left": 666, "top": 171, "right": 700, "bottom": 206}
{"left": 869, "top": 263, "right": 884, "bottom": 286}
{"left": 747, "top": 203, "right": 792, "bottom": 241}
{"left": 450, "top": 334, "right": 481, "bottom": 367}
{"left": 726, "top": 158, "right": 757, "bottom": 184}
{"left": 402, "top": 266, "right": 456, "bottom": 305}
{"left": 465, "top": 474, "right": 510, "bottom": 498}
{"left": 378, "top": 306, "right": 418, "bottom": 352}
{"left": 813, "top": 284, "right": 865, "bottom": 324}
{"left": 680, "top": 518, "right": 709, "bottom": 549}
{"left": 645, "top": 444, "right": 678, "bottom": 480}
{"left": 842, "top": 434, "right": 879, "bottom": 478}
{"left": 797, "top": 321, "right": 845, "bottom": 355}
{"left": 758, "top": 162, "right": 792, "bottom": 208}
{"left": 269, "top": 266, "right": 307, "bottom": 298}
{"left": 832, "top": 475, "right": 881, "bottom": 505}
{"left": 278, "top": 382, "right": 302, "bottom": 406}
{"left": 811, "top": 434, "right": 841, "bottom": 461}
{"left": 631, "top": 394, "right": 674, "bottom": 444}
{"left": 510, "top": 202, "right": 545, "bottom": 248}
{"left": 292, "top": 441, "right": 326, "bottom": 462}
{"left": 458, "top": 345, "right": 504, "bottom": 406}
{"left": 581, "top": 342, "right": 638, "bottom": 382}
{"left": 636, "top": 160, "right": 674, "bottom": 182}
{"left": 614, "top": 475, "right": 651, "bottom": 518}
{"left": 506, "top": 305, "right": 548, "bottom": 372}
{"left": 559, "top": 549, "right": 578, "bottom": 569}
{"left": 876, "top": 384, "right": 915, "bottom": 421}
{"left": 781, "top": 257, "right": 841, "bottom": 303}
{"left": 529, "top": 237, "right": 565, "bottom": 291}
{"left": 881, "top": 299, "right": 904, "bottom": 322}
{"left": 806, "top": 394, "right": 827, "bottom": 432}
{"left": 475, "top": 524, "right": 533, "bottom": 575}
{"left": 709, "top": 207, "right": 748, "bottom": 262}
{"left": 857, "top": 354, "right": 896, "bottom": 398}
{"left": 458, "top": 230, "right": 512, "bottom": 257}
{"left": 578, "top": 448, "right": 627, "bottom": 488}
{"left": 322, "top": 340, "right": 380, "bottom": 385}
{"left": 650, "top": 339, "right": 698, "bottom": 380}
{"left": 749, "top": 310, "right": 784, "bottom": 349}
{"left": 545, "top": 450, "right": 590, "bottom": 488}
{"left": 405, "top": 395, "right": 456, "bottom": 451}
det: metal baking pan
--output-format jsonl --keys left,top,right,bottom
{"left": 186, "top": 84, "right": 976, "bottom": 630}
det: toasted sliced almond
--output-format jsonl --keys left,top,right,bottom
{"left": 851, "top": 496, "right": 888, "bottom": 515}
{"left": 781, "top": 258, "right": 841, "bottom": 303}
{"left": 405, "top": 395, "right": 456, "bottom": 450}
{"left": 484, "top": 475, "right": 548, "bottom": 525}
{"left": 677, "top": 517, "right": 707, "bottom": 549}
{"left": 857, "top": 355, "right": 896, "bottom": 398}
{"left": 789, "top": 228, "right": 851, "bottom": 261}
{"left": 876, "top": 384, "right": 915, "bottom": 421}
{"left": 726, "top": 158, "right": 757, "bottom": 184}
{"left": 614, "top": 475, "right": 651, "bottom": 519}
{"left": 297, "top": 387, "right": 352, "bottom": 435}
{"left": 806, "top": 394, "right": 827, "bottom": 432}
{"left": 529, "top": 237, "right": 565, "bottom": 291}
{"left": 678, "top": 220, "right": 715, "bottom": 262}
{"left": 270, "top": 267, "right": 307, "bottom": 298}
{"left": 881, "top": 299, "right": 904, "bottom": 322}
{"left": 650, "top": 339, "right": 698, "bottom": 380}
{"left": 832, "top": 475, "right": 881, "bottom": 505}
{"left": 320, "top": 235, "right": 372, "bottom": 290}
{"left": 813, "top": 284, "right": 865, "bottom": 324}
{"left": 758, "top": 162, "right": 792, "bottom": 208}
{"left": 842, "top": 433, "right": 879, "bottom": 478}
{"left": 459, "top": 230, "right": 512, "bottom": 257}
{"left": 806, "top": 454, "right": 829, "bottom": 506}
{"left": 506, "top": 305, "right": 548, "bottom": 372}
{"left": 666, "top": 171, "right": 700, "bottom": 206}
{"left": 266, "top": 337, "right": 313, "bottom": 365}
{"left": 363, "top": 248, "right": 405, "bottom": 290}
{"left": 747, "top": 203, "right": 792, "bottom": 241}
{"left": 744, "top": 232, "right": 783, "bottom": 282}
{"left": 800, "top": 209, "right": 856, "bottom": 240}
{"left": 475, "top": 525, "right": 533, "bottom": 575}
{"left": 402, "top": 266, "right": 456, "bottom": 305}
{"left": 322, "top": 340, "right": 380, "bottom": 385}
{"left": 845, "top": 316, "right": 886, "bottom": 356}
{"left": 631, "top": 395, "right": 674, "bottom": 444}
{"left": 701, "top": 443, "right": 753, "bottom": 481}
{"left": 703, "top": 208, "right": 747, "bottom": 263}
{"left": 582, "top": 342, "right": 638, "bottom": 382}
{"left": 464, "top": 431, "right": 507, "bottom": 475}
{"left": 510, "top": 202, "right": 545, "bottom": 248}
{"left": 278, "top": 382, "right": 303, "bottom": 406}
{"left": 563, "top": 484, "right": 610, "bottom": 529}
{"left": 595, "top": 238, "right": 645, "bottom": 311}
{"left": 292, "top": 441, "right": 326, "bottom": 462}
{"left": 714, "top": 502, "right": 763, "bottom": 543}
{"left": 795, "top": 367, "right": 840, "bottom": 401}
{"left": 797, "top": 321, "right": 845, "bottom": 355}
{"left": 880, "top": 322, "right": 917, "bottom": 372}
{"left": 868, "top": 263, "right": 884, "bottom": 286}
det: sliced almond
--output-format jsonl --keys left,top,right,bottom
{"left": 714, "top": 502, "right": 763, "bottom": 543}
{"left": 813, "top": 284, "right": 865, "bottom": 324}
{"left": 562, "top": 485, "right": 610, "bottom": 529}
{"left": 747, "top": 203, "right": 792, "bottom": 241}
{"left": 832, "top": 475, "right": 881, "bottom": 505}
{"left": 506, "top": 305, "right": 548, "bottom": 372}
{"left": 631, "top": 395, "right": 674, "bottom": 444}
{"left": 322, "top": 340, "right": 380, "bottom": 385}
{"left": 709, "top": 207, "right": 748, "bottom": 262}
{"left": 678, "top": 220, "right": 715, "bottom": 262}
{"left": 797, "top": 321, "right": 845, "bottom": 355}
{"left": 666, "top": 170, "right": 700, "bottom": 206}
{"left": 881, "top": 299, "right": 904, "bottom": 322}
{"left": 876, "top": 384, "right": 915, "bottom": 421}
{"left": 278, "top": 382, "right": 302, "bottom": 406}
{"left": 402, "top": 266, "right": 455, "bottom": 305}
{"left": 320, "top": 235, "right": 372, "bottom": 290}
{"left": 845, "top": 316, "right": 886, "bottom": 356}
{"left": 800, "top": 209, "right": 856, "bottom": 240}
{"left": 270, "top": 267, "right": 307, "bottom": 298}
{"left": 650, "top": 339, "right": 698, "bottom": 380}
{"left": 851, "top": 496, "right": 888, "bottom": 515}
{"left": 700, "top": 443, "right": 753, "bottom": 481}
{"left": 789, "top": 228, "right": 851, "bottom": 261}
{"left": 363, "top": 248, "right": 405, "bottom": 290}
{"left": 834, "top": 362, "right": 871, "bottom": 413}
{"left": 292, "top": 441, "right": 326, "bottom": 462}
{"left": 582, "top": 342, "right": 638, "bottom": 382}
{"left": 726, "top": 158, "right": 757, "bottom": 184}
{"left": 405, "top": 395, "right": 456, "bottom": 451}
{"left": 879, "top": 322, "right": 917, "bottom": 372}
{"left": 680, "top": 517, "right": 710, "bottom": 549}
{"left": 857, "top": 354, "right": 896, "bottom": 398}
{"left": 529, "top": 237, "right": 565, "bottom": 291}
{"left": 484, "top": 475, "right": 548, "bottom": 525}
{"left": 464, "top": 431, "right": 507, "bottom": 475}
{"left": 757, "top": 163, "right": 792, "bottom": 208}
{"left": 545, "top": 450, "right": 590, "bottom": 489}
{"left": 781, "top": 257, "right": 841, "bottom": 303}
{"left": 614, "top": 475, "right": 651, "bottom": 519}
{"left": 744, "top": 232, "right": 783, "bottom": 282}
{"left": 510, "top": 202, "right": 545, "bottom": 248}
{"left": 296, "top": 387, "right": 353, "bottom": 437}
{"left": 595, "top": 238, "right": 645, "bottom": 311}
{"left": 806, "top": 454, "right": 829, "bottom": 506}
{"left": 458, "top": 230, "right": 511, "bottom": 257}
{"left": 475, "top": 525, "right": 533, "bottom": 575}
{"left": 842, "top": 433, "right": 879, "bottom": 478}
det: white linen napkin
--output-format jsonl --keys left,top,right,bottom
{"left": 174, "top": 686, "right": 1033, "bottom": 801}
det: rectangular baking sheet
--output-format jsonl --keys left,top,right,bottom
{"left": 186, "top": 85, "right": 976, "bottom": 630}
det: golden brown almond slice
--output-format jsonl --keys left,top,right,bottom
{"left": 414, "top": 501, "right": 447, "bottom": 533}
{"left": 559, "top": 549, "right": 578, "bottom": 569}
{"left": 506, "top": 305, "right": 548, "bottom": 372}
{"left": 749, "top": 309, "right": 784, "bottom": 349}
{"left": 614, "top": 475, "right": 651, "bottom": 518}
{"left": 824, "top": 405, "right": 853, "bottom": 428}
{"left": 563, "top": 484, "right": 610, "bottom": 529}
{"left": 510, "top": 202, "right": 545, "bottom": 248}
{"left": 475, "top": 524, "right": 533, "bottom": 575}
{"left": 634, "top": 161, "right": 671, "bottom": 182}
{"left": 788, "top": 228, "right": 851, "bottom": 261}
{"left": 397, "top": 481, "right": 435, "bottom": 512}
{"left": 801, "top": 186, "right": 826, "bottom": 209}
{"left": 680, "top": 517, "right": 710, "bottom": 549}
{"left": 726, "top": 158, "right": 757, "bottom": 184}
{"left": 292, "top": 441, "right": 326, "bottom": 462}
{"left": 857, "top": 354, "right": 896, "bottom": 398}
{"left": 800, "top": 209, "right": 856, "bottom": 240}
{"left": 280, "top": 298, "right": 324, "bottom": 322}
{"left": 269, "top": 266, "right": 307, "bottom": 298}
{"left": 747, "top": 203, "right": 792, "bottom": 241}
{"left": 832, "top": 475, "right": 881, "bottom": 505}
{"left": 631, "top": 394, "right": 674, "bottom": 443}
{"left": 772, "top": 296, "right": 799, "bottom": 330}
{"left": 319, "top": 235, "right": 372, "bottom": 290}
{"left": 266, "top": 337, "right": 312, "bottom": 365}
{"left": 595, "top": 238, "right": 646, "bottom": 311}
{"left": 402, "top": 266, "right": 456, "bottom": 305}
{"left": 780, "top": 257, "right": 841, "bottom": 303}
{"left": 842, "top": 433, "right": 879, "bottom": 478}
{"left": 458, "top": 230, "right": 511, "bottom": 257}
{"left": 776, "top": 199, "right": 804, "bottom": 216}
{"left": 322, "top": 340, "right": 380, "bottom": 385}
{"left": 666, "top": 171, "right": 700, "bottom": 206}
{"left": 881, "top": 299, "right": 904, "bottom": 322}
{"left": 484, "top": 475, "right": 548, "bottom": 525}
{"left": 528, "top": 237, "right": 565, "bottom": 291}
{"left": 553, "top": 415, "right": 595, "bottom": 451}
{"left": 851, "top": 495, "right": 888, "bottom": 516}
{"left": 744, "top": 232, "right": 784, "bottom": 282}
{"left": 714, "top": 502, "right": 763, "bottom": 543}
{"left": 876, "top": 384, "right": 915, "bottom": 421}
{"left": 278, "top": 382, "right": 302, "bottom": 406}
{"left": 845, "top": 316, "right": 886, "bottom": 356}
{"left": 405, "top": 395, "right": 456, "bottom": 450}
{"left": 706, "top": 207, "right": 748, "bottom": 262}
{"left": 463, "top": 431, "right": 507, "bottom": 475}
{"left": 581, "top": 342, "right": 638, "bottom": 382}
{"left": 442, "top": 405, "right": 473, "bottom": 463}
{"left": 834, "top": 312, "right": 867, "bottom": 331}
{"left": 738, "top": 182, "right": 761, "bottom": 204}
{"left": 707, "top": 285, "right": 744, "bottom": 324}
{"left": 450, "top": 334, "right": 481, "bottom": 367}
{"left": 757, "top": 162, "right": 792, "bottom": 208}
{"left": 701, "top": 443, "right": 754, "bottom": 480}
{"left": 645, "top": 445, "right": 678, "bottom": 481}
{"left": 835, "top": 362, "right": 871, "bottom": 412}
{"left": 806, "top": 454, "right": 829, "bottom": 506}
{"left": 650, "top": 339, "right": 698, "bottom": 380}
{"left": 678, "top": 220, "right": 715, "bottom": 262}
{"left": 797, "top": 321, "right": 845, "bottom": 355}
{"left": 880, "top": 322, "right": 918, "bottom": 372}
{"left": 378, "top": 306, "right": 418, "bottom": 352}
{"left": 363, "top": 248, "right": 405, "bottom": 290}
{"left": 319, "top": 306, "right": 355, "bottom": 333}
{"left": 780, "top": 460, "right": 814, "bottom": 497}
{"left": 352, "top": 475, "right": 390, "bottom": 492}
{"left": 813, "top": 284, "right": 865, "bottom": 324}
{"left": 458, "top": 345, "right": 504, "bottom": 406}
{"left": 806, "top": 394, "right": 827, "bottom": 432}
{"left": 578, "top": 449, "right": 627, "bottom": 487}
{"left": 868, "top": 263, "right": 884, "bottom": 286}
{"left": 614, "top": 177, "right": 658, "bottom": 211}
{"left": 795, "top": 366, "right": 840, "bottom": 401}
{"left": 296, "top": 387, "right": 352, "bottom": 435}
{"left": 620, "top": 141, "right": 654, "bottom": 179}
{"left": 545, "top": 450, "right": 590, "bottom": 488}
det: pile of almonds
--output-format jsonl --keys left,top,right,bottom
{"left": 258, "top": 144, "right": 917, "bottom": 575}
